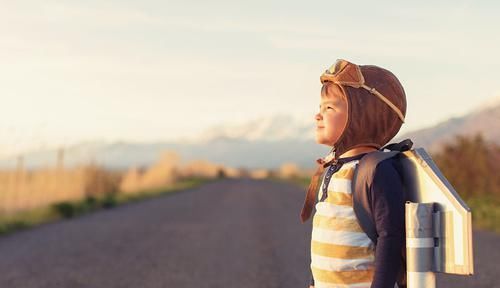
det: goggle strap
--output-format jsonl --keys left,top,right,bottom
{"left": 361, "top": 84, "right": 405, "bottom": 122}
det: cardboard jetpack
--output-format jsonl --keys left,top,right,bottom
{"left": 400, "top": 148, "right": 474, "bottom": 287}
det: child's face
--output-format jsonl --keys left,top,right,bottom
{"left": 314, "top": 84, "right": 348, "bottom": 146}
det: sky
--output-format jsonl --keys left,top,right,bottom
{"left": 1, "top": 0, "right": 499, "bottom": 157}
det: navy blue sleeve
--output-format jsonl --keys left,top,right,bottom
{"left": 370, "top": 159, "right": 405, "bottom": 288}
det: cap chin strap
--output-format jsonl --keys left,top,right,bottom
{"left": 360, "top": 84, "right": 405, "bottom": 122}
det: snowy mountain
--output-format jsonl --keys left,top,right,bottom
{"left": 0, "top": 115, "right": 326, "bottom": 170}
{"left": 1, "top": 99, "right": 499, "bottom": 170}
{"left": 198, "top": 115, "right": 314, "bottom": 142}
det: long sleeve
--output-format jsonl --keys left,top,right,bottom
{"left": 370, "top": 159, "right": 406, "bottom": 288}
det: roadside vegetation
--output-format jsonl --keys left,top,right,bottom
{"left": 0, "top": 150, "right": 232, "bottom": 237}
{"left": 0, "top": 177, "right": 208, "bottom": 236}
{"left": 434, "top": 134, "right": 500, "bottom": 233}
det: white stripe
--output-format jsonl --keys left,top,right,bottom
{"left": 319, "top": 162, "right": 356, "bottom": 197}
{"left": 342, "top": 161, "right": 359, "bottom": 169}
{"left": 407, "top": 237, "right": 435, "bottom": 248}
{"left": 315, "top": 202, "right": 356, "bottom": 219}
{"left": 314, "top": 280, "right": 371, "bottom": 288}
{"left": 312, "top": 228, "right": 374, "bottom": 248}
{"left": 328, "top": 178, "right": 352, "bottom": 194}
{"left": 407, "top": 272, "right": 436, "bottom": 286}
{"left": 311, "top": 254, "right": 374, "bottom": 272}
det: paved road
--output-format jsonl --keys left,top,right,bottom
{"left": 0, "top": 179, "right": 498, "bottom": 288}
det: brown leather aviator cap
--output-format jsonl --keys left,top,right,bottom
{"left": 320, "top": 59, "right": 407, "bottom": 157}
{"left": 300, "top": 59, "right": 407, "bottom": 222}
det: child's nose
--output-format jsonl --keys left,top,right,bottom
{"left": 314, "top": 112, "right": 322, "bottom": 121}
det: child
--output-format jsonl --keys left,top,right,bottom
{"left": 301, "top": 59, "right": 407, "bottom": 288}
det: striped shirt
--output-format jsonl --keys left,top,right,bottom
{"left": 311, "top": 160, "right": 375, "bottom": 288}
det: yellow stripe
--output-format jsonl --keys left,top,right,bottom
{"left": 313, "top": 215, "right": 363, "bottom": 232}
{"left": 324, "top": 191, "right": 353, "bottom": 206}
{"left": 312, "top": 267, "right": 374, "bottom": 285}
{"left": 311, "top": 241, "right": 374, "bottom": 259}
{"left": 333, "top": 167, "right": 355, "bottom": 179}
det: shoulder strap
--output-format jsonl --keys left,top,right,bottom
{"left": 382, "top": 138, "right": 413, "bottom": 152}
{"left": 351, "top": 139, "right": 413, "bottom": 245}
{"left": 352, "top": 151, "right": 399, "bottom": 245}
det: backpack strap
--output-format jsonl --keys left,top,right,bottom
{"left": 351, "top": 139, "right": 413, "bottom": 245}
{"left": 352, "top": 151, "right": 399, "bottom": 245}
{"left": 382, "top": 138, "right": 413, "bottom": 152}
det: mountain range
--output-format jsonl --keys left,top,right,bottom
{"left": 1, "top": 100, "right": 499, "bottom": 170}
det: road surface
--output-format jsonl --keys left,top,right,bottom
{"left": 0, "top": 179, "right": 498, "bottom": 287}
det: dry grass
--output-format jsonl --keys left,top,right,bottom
{"left": 0, "top": 165, "right": 120, "bottom": 215}
{"left": 0, "top": 147, "right": 324, "bottom": 236}
{"left": 0, "top": 150, "right": 239, "bottom": 215}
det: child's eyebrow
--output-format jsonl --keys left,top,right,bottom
{"left": 320, "top": 100, "right": 340, "bottom": 106}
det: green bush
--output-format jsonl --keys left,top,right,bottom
{"left": 466, "top": 196, "right": 500, "bottom": 233}
{"left": 52, "top": 202, "right": 77, "bottom": 218}
{"left": 102, "top": 193, "right": 117, "bottom": 208}
{"left": 0, "top": 221, "right": 29, "bottom": 235}
{"left": 51, "top": 196, "right": 101, "bottom": 218}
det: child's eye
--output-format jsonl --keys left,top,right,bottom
{"left": 319, "top": 105, "right": 334, "bottom": 114}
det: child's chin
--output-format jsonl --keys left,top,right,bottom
{"left": 315, "top": 137, "right": 330, "bottom": 146}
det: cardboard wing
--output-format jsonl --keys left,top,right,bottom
{"left": 400, "top": 148, "right": 474, "bottom": 275}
